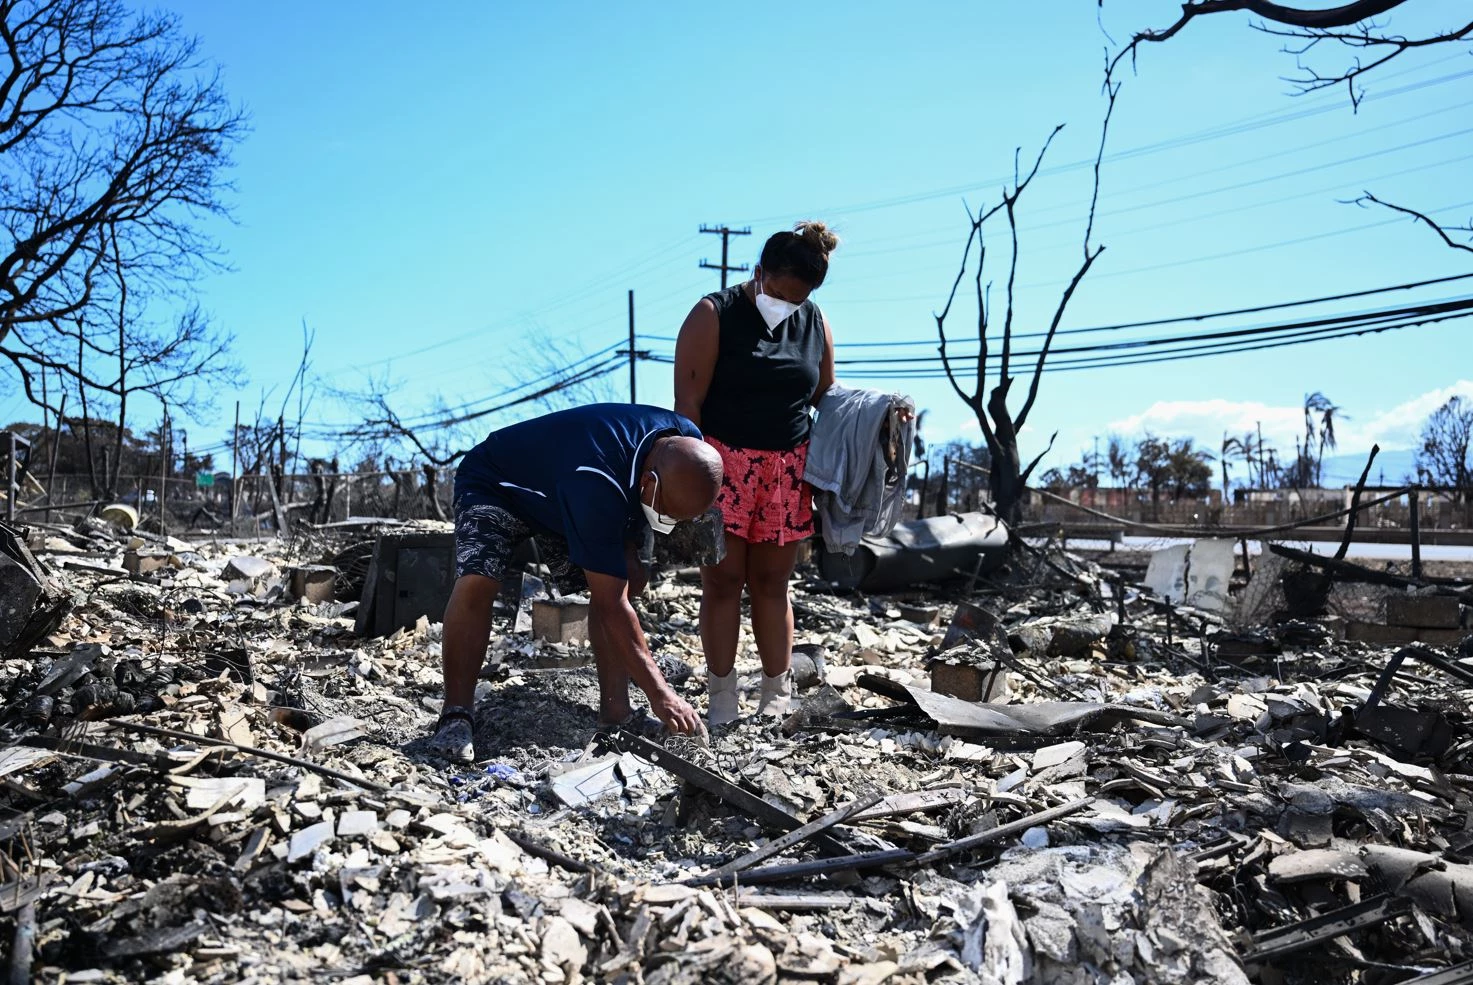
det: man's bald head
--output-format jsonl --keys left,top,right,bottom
{"left": 640, "top": 436, "right": 723, "bottom": 520}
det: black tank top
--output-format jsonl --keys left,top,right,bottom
{"left": 699, "top": 283, "right": 826, "bottom": 451}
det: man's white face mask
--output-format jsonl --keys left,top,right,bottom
{"left": 642, "top": 472, "right": 678, "bottom": 535}
{"left": 754, "top": 277, "right": 800, "bottom": 332}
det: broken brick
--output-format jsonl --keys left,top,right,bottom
{"left": 929, "top": 660, "right": 1008, "bottom": 703}
{"left": 532, "top": 598, "right": 590, "bottom": 644}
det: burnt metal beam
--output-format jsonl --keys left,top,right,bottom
{"left": 685, "top": 848, "right": 917, "bottom": 888}
{"left": 596, "top": 729, "right": 851, "bottom": 856}
{"left": 916, "top": 797, "right": 1094, "bottom": 865}
{"left": 705, "top": 791, "right": 884, "bottom": 883}
{"left": 1245, "top": 894, "right": 1407, "bottom": 964}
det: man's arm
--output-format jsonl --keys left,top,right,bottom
{"left": 585, "top": 570, "right": 701, "bottom": 734}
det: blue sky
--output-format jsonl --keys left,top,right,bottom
{"left": 5, "top": 0, "right": 1469, "bottom": 486}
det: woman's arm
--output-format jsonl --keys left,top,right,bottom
{"left": 811, "top": 312, "right": 835, "bottom": 407}
{"left": 673, "top": 298, "right": 719, "bottom": 427}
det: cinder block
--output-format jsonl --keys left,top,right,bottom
{"left": 930, "top": 661, "right": 1008, "bottom": 703}
{"left": 1418, "top": 627, "right": 1468, "bottom": 647}
{"left": 1346, "top": 622, "right": 1420, "bottom": 645}
{"left": 122, "top": 549, "right": 171, "bottom": 577}
{"left": 290, "top": 565, "right": 337, "bottom": 604}
{"left": 532, "top": 599, "right": 590, "bottom": 644}
{"left": 1386, "top": 595, "right": 1461, "bottom": 630}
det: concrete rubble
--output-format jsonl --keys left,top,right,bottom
{"left": 0, "top": 514, "right": 1471, "bottom": 983}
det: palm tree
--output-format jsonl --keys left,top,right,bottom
{"left": 1236, "top": 430, "right": 1260, "bottom": 488}
{"left": 1221, "top": 432, "right": 1242, "bottom": 501}
{"left": 1303, "top": 392, "right": 1343, "bottom": 487}
{"left": 1105, "top": 434, "right": 1133, "bottom": 492}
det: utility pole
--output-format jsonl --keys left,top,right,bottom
{"left": 627, "top": 289, "right": 637, "bottom": 404}
{"left": 158, "top": 407, "right": 169, "bottom": 535}
{"left": 1256, "top": 421, "right": 1266, "bottom": 488}
{"left": 699, "top": 224, "right": 751, "bottom": 289}
{"left": 231, "top": 401, "right": 239, "bottom": 531}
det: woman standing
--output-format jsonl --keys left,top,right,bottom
{"left": 673, "top": 221, "right": 837, "bottom": 725}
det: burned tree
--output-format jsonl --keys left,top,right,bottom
{"left": 1416, "top": 395, "right": 1473, "bottom": 503}
{"left": 1107, "top": 1, "right": 1473, "bottom": 251}
{"left": 0, "top": 0, "right": 243, "bottom": 498}
{"left": 0, "top": 0, "right": 243, "bottom": 359}
{"left": 935, "top": 84, "right": 1118, "bottom": 526}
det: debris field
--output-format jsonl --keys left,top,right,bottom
{"left": 2, "top": 514, "right": 1472, "bottom": 984}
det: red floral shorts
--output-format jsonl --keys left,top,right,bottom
{"left": 706, "top": 436, "right": 813, "bottom": 546}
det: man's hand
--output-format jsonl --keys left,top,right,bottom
{"left": 649, "top": 687, "right": 702, "bottom": 735}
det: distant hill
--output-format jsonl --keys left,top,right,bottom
{"left": 1318, "top": 448, "right": 1417, "bottom": 487}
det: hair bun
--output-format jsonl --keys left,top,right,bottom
{"left": 794, "top": 220, "right": 839, "bottom": 255}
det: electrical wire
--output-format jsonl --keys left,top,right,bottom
{"left": 636, "top": 271, "right": 1473, "bottom": 347}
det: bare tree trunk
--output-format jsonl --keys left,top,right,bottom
{"left": 325, "top": 457, "right": 340, "bottom": 522}
{"left": 935, "top": 86, "right": 1117, "bottom": 530}
{"left": 76, "top": 333, "right": 100, "bottom": 498}
{"left": 309, "top": 459, "right": 328, "bottom": 524}
{"left": 275, "top": 415, "right": 288, "bottom": 504}
{"left": 423, "top": 463, "right": 446, "bottom": 521}
{"left": 267, "top": 463, "right": 289, "bottom": 534}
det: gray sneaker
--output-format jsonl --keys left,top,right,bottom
{"left": 428, "top": 708, "right": 475, "bottom": 764}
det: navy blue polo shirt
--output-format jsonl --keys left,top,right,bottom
{"left": 455, "top": 404, "right": 702, "bottom": 579}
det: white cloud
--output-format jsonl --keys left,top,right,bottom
{"left": 1348, "top": 380, "right": 1473, "bottom": 449}
{"left": 1107, "top": 399, "right": 1303, "bottom": 452}
{"left": 1105, "top": 382, "right": 1473, "bottom": 455}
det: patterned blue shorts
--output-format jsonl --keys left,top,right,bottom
{"left": 453, "top": 494, "right": 578, "bottom": 587}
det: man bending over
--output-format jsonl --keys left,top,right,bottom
{"left": 429, "top": 403, "right": 722, "bottom": 763}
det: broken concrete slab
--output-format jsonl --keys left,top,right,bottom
{"left": 1387, "top": 594, "right": 1462, "bottom": 630}
{"left": 223, "top": 555, "right": 276, "bottom": 582}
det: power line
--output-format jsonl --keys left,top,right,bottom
{"left": 833, "top": 308, "right": 1470, "bottom": 379}
{"left": 827, "top": 295, "right": 1473, "bottom": 368}
{"left": 326, "top": 355, "right": 629, "bottom": 440}
{"left": 640, "top": 295, "right": 1473, "bottom": 378}
{"left": 638, "top": 271, "right": 1473, "bottom": 347}
{"left": 825, "top": 308, "right": 1470, "bottom": 378}
{"left": 306, "top": 340, "right": 627, "bottom": 435}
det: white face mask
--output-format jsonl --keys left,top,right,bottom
{"left": 754, "top": 278, "right": 800, "bottom": 332}
{"left": 641, "top": 472, "right": 678, "bottom": 535}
